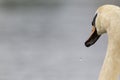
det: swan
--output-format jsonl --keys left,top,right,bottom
{"left": 85, "top": 5, "right": 120, "bottom": 80}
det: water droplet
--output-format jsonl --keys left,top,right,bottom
{"left": 80, "top": 57, "right": 83, "bottom": 61}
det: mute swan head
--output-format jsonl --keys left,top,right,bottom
{"left": 85, "top": 5, "right": 120, "bottom": 47}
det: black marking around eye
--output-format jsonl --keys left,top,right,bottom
{"left": 92, "top": 14, "right": 97, "bottom": 26}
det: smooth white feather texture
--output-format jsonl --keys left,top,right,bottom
{"left": 95, "top": 5, "right": 120, "bottom": 80}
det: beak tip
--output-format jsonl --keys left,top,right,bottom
{"left": 85, "top": 41, "right": 91, "bottom": 47}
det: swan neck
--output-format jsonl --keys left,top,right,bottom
{"left": 98, "top": 34, "right": 120, "bottom": 80}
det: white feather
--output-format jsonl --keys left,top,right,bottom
{"left": 95, "top": 5, "right": 120, "bottom": 80}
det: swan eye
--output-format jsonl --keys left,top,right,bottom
{"left": 92, "top": 14, "right": 97, "bottom": 26}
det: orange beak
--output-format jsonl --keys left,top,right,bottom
{"left": 85, "top": 26, "right": 101, "bottom": 47}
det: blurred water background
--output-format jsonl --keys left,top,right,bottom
{"left": 0, "top": 0, "right": 119, "bottom": 80}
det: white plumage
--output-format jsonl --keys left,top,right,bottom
{"left": 85, "top": 5, "right": 120, "bottom": 80}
